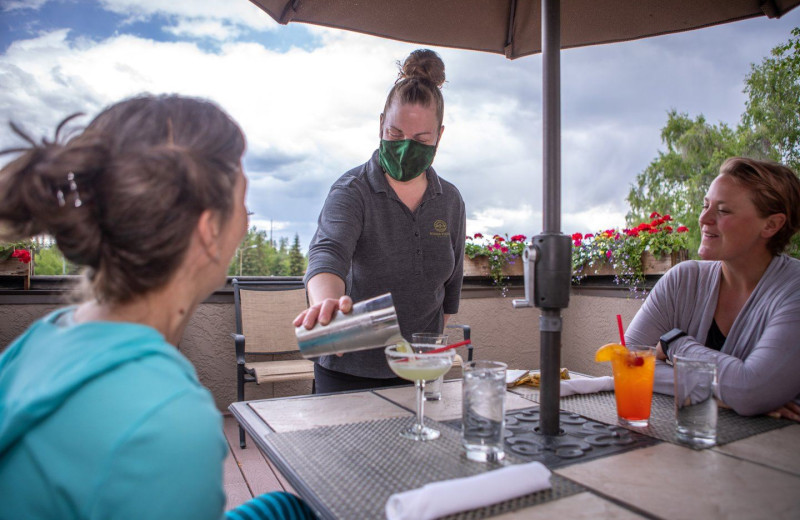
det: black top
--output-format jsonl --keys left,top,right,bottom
{"left": 706, "top": 318, "right": 726, "bottom": 351}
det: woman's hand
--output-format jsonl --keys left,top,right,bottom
{"left": 766, "top": 401, "right": 800, "bottom": 422}
{"left": 293, "top": 295, "right": 353, "bottom": 330}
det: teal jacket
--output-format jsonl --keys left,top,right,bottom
{"left": 0, "top": 308, "right": 227, "bottom": 520}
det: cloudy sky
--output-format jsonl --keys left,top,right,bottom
{"left": 1, "top": 1, "right": 798, "bottom": 251}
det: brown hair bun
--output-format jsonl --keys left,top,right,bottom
{"left": 399, "top": 49, "right": 446, "bottom": 88}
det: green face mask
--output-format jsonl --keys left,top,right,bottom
{"left": 379, "top": 139, "right": 436, "bottom": 182}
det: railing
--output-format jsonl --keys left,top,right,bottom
{"left": 1, "top": 275, "right": 650, "bottom": 410}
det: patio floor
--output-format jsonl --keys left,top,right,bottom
{"left": 222, "top": 414, "right": 291, "bottom": 509}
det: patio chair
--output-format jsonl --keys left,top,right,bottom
{"left": 232, "top": 279, "right": 314, "bottom": 448}
{"left": 445, "top": 323, "right": 473, "bottom": 367}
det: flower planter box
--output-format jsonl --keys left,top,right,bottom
{"left": 579, "top": 250, "right": 688, "bottom": 277}
{"left": 463, "top": 255, "right": 523, "bottom": 277}
{"left": 0, "top": 256, "right": 32, "bottom": 289}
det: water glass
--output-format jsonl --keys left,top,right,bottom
{"left": 462, "top": 360, "right": 507, "bottom": 462}
{"left": 673, "top": 356, "right": 717, "bottom": 448}
{"left": 411, "top": 333, "right": 449, "bottom": 401}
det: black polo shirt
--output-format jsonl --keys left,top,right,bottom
{"left": 305, "top": 150, "right": 466, "bottom": 378}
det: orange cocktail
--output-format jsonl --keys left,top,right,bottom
{"left": 597, "top": 344, "right": 656, "bottom": 427}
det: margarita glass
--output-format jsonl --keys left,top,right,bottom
{"left": 385, "top": 343, "right": 455, "bottom": 441}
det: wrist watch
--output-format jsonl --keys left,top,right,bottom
{"left": 660, "top": 328, "right": 687, "bottom": 359}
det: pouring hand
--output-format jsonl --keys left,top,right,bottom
{"left": 293, "top": 295, "right": 354, "bottom": 330}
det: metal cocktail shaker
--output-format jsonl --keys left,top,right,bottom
{"left": 295, "top": 293, "right": 403, "bottom": 358}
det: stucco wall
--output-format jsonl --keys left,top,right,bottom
{"left": 1, "top": 291, "right": 644, "bottom": 411}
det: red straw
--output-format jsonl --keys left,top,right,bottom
{"left": 427, "top": 339, "right": 472, "bottom": 354}
{"left": 616, "top": 314, "right": 626, "bottom": 347}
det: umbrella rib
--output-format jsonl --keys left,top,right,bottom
{"left": 505, "top": 0, "right": 517, "bottom": 58}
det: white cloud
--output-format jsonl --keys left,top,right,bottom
{"left": 164, "top": 19, "right": 243, "bottom": 41}
{"left": 98, "top": 0, "right": 277, "bottom": 30}
{"left": 1, "top": 0, "right": 48, "bottom": 11}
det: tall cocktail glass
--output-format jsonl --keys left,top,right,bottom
{"left": 385, "top": 343, "right": 455, "bottom": 441}
{"left": 609, "top": 346, "right": 656, "bottom": 427}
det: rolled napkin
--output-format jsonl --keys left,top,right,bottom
{"left": 560, "top": 376, "right": 614, "bottom": 397}
{"left": 385, "top": 461, "right": 552, "bottom": 520}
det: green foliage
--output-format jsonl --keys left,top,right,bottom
{"left": 34, "top": 246, "right": 80, "bottom": 275}
{"left": 465, "top": 233, "right": 528, "bottom": 294}
{"left": 628, "top": 27, "right": 800, "bottom": 259}
{"left": 227, "top": 226, "right": 307, "bottom": 277}
{"left": 288, "top": 234, "right": 306, "bottom": 276}
{"left": 741, "top": 26, "right": 800, "bottom": 171}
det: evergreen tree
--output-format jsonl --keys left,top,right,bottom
{"left": 288, "top": 234, "right": 306, "bottom": 276}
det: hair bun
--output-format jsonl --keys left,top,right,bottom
{"left": 399, "top": 49, "right": 445, "bottom": 88}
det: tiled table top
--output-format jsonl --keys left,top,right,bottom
{"left": 248, "top": 391, "right": 411, "bottom": 432}
{"left": 556, "top": 442, "right": 800, "bottom": 519}
{"left": 713, "top": 424, "right": 800, "bottom": 476}
{"left": 375, "top": 380, "right": 535, "bottom": 421}
{"left": 233, "top": 379, "right": 800, "bottom": 520}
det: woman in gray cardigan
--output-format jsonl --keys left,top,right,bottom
{"left": 626, "top": 157, "right": 800, "bottom": 421}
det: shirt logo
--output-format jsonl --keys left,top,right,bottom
{"left": 430, "top": 219, "right": 450, "bottom": 237}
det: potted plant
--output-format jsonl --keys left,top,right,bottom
{"left": 0, "top": 240, "right": 34, "bottom": 288}
{"left": 572, "top": 212, "right": 689, "bottom": 294}
{"left": 464, "top": 233, "right": 527, "bottom": 295}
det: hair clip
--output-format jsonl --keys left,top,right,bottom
{"left": 57, "top": 172, "right": 82, "bottom": 208}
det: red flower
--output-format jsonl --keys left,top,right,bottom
{"left": 677, "top": 226, "right": 689, "bottom": 233}
{"left": 606, "top": 250, "right": 613, "bottom": 259}
{"left": 11, "top": 249, "right": 31, "bottom": 264}
{"left": 604, "top": 229, "right": 615, "bottom": 236}
{"left": 648, "top": 229, "right": 659, "bottom": 234}
{"left": 493, "top": 235, "right": 505, "bottom": 243}
{"left": 510, "top": 234, "right": 527, "bottom": 242}
{"left": 473, "top": 233, "right": 483, "bottom": 239}
{"left": 649, "top": 211, "right": 661, "bottom": 219}
{"left": 663, "top": 214, "right": 672, "bottom": 221}
{"left": 584, "top": 233, "right": 594, "bottom": 239}
{"left": 500, "top": 246, "right": 509, "bottom": 253}
{"left": 627, "top": 229, "right": 639, "bottom": 237}
{"left": 664, "top": 226, "right": 673, "bottom": 232}
{"left": 571, "top": 232, "right": 583, "bottom": 241}
{"left": 573, "top": 240, "right": 581, "bottom": 247}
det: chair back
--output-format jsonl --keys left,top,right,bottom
{"left": 233, "top": 279, "right": 308, "bottom": 355}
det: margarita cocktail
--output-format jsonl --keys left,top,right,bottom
{"left": 385, "top": 343, "right": 455, "bottom": 441}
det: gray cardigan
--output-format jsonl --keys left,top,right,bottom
{"left": 626, "top": 255, "right": 800, "bottom": 416}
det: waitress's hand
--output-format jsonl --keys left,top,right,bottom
{"left": 293, "top": 295, "right": 353, "bottom": 330}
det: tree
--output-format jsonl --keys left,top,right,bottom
{"left": 741, "top": 27, "right": 800, "bottom": 171}
{"left": 33, "top": 245, "right": 79, "bottom": 275}
{"left": 626, "top": 111, "right": 742, "bottom": 255}
{"left": 627, "top": 28, "right": 800, "bottom": 258}
{"left": 288, "top": 234, "right": 306, "bottom": 276}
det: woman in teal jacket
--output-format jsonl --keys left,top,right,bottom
{"left": 0, "top": 95, "right": 314, "bottom": 520}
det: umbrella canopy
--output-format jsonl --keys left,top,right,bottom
{"left": 251, "top": 0, "right": 800, "bottom": 59}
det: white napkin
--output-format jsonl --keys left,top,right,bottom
{"left": 385, "top": 461, "right": 552, "bottom": 520}
{"left": 560, "top": 376, "right": 614, "bottom": 397}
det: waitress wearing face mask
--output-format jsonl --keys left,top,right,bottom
{"left": 294, "top": 49, "right": 466, "bottom": 394}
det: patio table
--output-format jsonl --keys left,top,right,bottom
{"left": 230, "top": 379, "right": 800, "bottom": 520}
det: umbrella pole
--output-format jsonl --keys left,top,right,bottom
{"left": 539, "top": 0, "right": 567, "bottom": 437}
